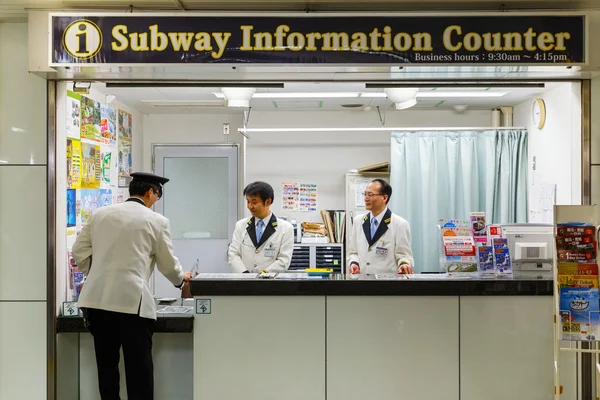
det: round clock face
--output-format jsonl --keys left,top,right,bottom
{"left": 532, "top": 101, "right": 541, "bottom": 126}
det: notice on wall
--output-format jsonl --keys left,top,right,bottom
{"left": 282, "top": 182, "right": 317, "bottom": 212}
{"left": 67, "top": 139, "right": 82, "bottom": 189}
{"left": 100, "top": 106, "right": 117, "bottom": 145}
{"left": 282, "top": 182, "right": 299, "bottom": 211}
{"left": 354, "top": 178, "right": 372, "bottom": 209}
{"left": 530, "top": 182, "right": 557, "bottom": 224}
{"left": 80, "top": 189, "right": 113, "bottom": 225}
{"left": 81, "top": 142, "right": 101, "bottom": 189}
{"left": 118, "top": 138, "right": 132, "bottom": 187}
{"left": 100, "top": 143, "right": 118, "bottom": 189}
{"left": 66, "top": 91, "right": 81, "bottom": 139}
{"left": 299, "top": 183, "right": 317, "bottom": 212}
{"left": 118, "top": 109, "right": 133, "bottom": 187}
{"left": 118, "top": 110, "right": 132, "bottom": 139}
{"left": 81, "top": 96, "right": 101, "bottom": 141}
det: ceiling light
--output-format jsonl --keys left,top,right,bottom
{"left": 453, "top": 105, "right": 469, "bottom": 113}
{"left": 141, "top": 100, "right": 225, "bottom": 108}
{"left": 72, "top": 82, "right": 91, "bottom": 94}
{"left": 417, "top": 91, "right": 508, "bottom": 98}
{"left": 0, "top": 160, "right": 7, "bottom": 164}
{"left": 385, "top": 88, "right": 418, "bottom": 111}
{"left": 221, "top": 87, "right": 255, "bottom": 107}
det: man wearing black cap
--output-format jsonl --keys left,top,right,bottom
{"left": 72, "top": 172, "right": 192, "bottom": 400}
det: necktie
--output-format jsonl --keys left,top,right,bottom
{"left": 256, "top": 220, "right": 264, "bottom": 242}
{"left": 371, "top": 218, "right": 378, "bottom": 240}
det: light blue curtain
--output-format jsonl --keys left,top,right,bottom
{"left": 389, "top": 129, "right": 528, "bottom": 273}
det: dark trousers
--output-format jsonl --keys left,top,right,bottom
{"left": 86, "top": 308, "right": 155, "bottom": 400}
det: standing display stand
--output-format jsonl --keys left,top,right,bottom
{"left": 553, "top": 205, "right": 600, "bottom": 399}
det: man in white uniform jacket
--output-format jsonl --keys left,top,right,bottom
{"left": 229, "top": 181, "right": 294, "bottom": 273}
{"left": 72, "top": 172, "right": 192, "bottom": 400}
{"left": 348, "top": 179, "right": 414, "bottom": 275}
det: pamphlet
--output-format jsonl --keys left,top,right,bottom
{"left": 492, "top": 238, "right": 512, "bottom": 276}
{"left": 477, "top": 245, "right": 495, "bottom": 276}
{"left": 560, "top": 288, "right": 600, "bottom": 341}
{"left": 442, "top": 236, "right": 477, "bottom": 274}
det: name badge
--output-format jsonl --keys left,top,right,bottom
{"left": 264, "top": 248, "right": 277, "bottom": 257}
{"left": 375, "top": 247, "right": 388, "bottom": 256}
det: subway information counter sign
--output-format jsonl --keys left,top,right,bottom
{"left": 50, "top": 14, "right": 585, "bottom": 65}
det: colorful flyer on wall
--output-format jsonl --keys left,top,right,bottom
{"left": 100, "top": 189, "right": 113, "bottom": 207}
{"left": 66, "top": 90, "right": 81, "bottom": 139}
{"left": 81, "top": 96, "right": 101, "bottom": 141}
{"left": 100, "top": 144, "right": 118, "bottom": 189}
{"left": 118, "top": 138, "right": 132, "bottom": 187}
{"left": 67, "top": 189, "right": 77, "bottom": 228}
{"left": 299, "top": 183, "right": 317, "bottom": 212}
{"left": 67, "top": 139, "right": 82, "bottom": 189}
{"left": 100, "top": 106, "right": 117, "bottom": 145}
{"left": 80, "top": 189, "right": 101, "bottom": 225}
{"left": 282, "top": 182, "right": 299, "bottom": 211}
{"left": 118, "top": 109, "right": 132, "bottom": 139}
{"left": 81, "top": 142, "right": 101, "bottom": 189}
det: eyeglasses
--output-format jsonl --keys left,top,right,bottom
{"left": 363, "top": 192, "right": 383, "bottom": 198}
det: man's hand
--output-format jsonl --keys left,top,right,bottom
{"left": 349, "top": 264, "right": 360, "bottom": 274}
{"left": 183, "top": 272, "right": 193, "bottom": 282}
{"left": 397, "top": 264, "right": 413, "bottom": 274}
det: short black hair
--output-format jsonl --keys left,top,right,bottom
{"left": 129, "top": 180, "right": 162, "bottom": 199}
{"left": 371, "top": 179, "right": 392, "bottom": 204}
{"left": 243, "top": 181, "right": 274, "bottom": 204}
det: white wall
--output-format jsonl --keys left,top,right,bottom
{"left": 245, "top": 109, "right": 492, "bottom": 223}
{"left": 0, "top": 22, "right": 48, "bottom": 400}
{"left": 514, "top": 82, "right": 582, "bottom": 219}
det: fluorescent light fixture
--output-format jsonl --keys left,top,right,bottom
{"left": 254, "top": 92, "right": 360, "bottom": 98}
{"left": 213, "top": 91, "right": 507, "bottom": 99}
{"left": 417, "top": 91, "right": 508, "bottom": 98}
{"left": 0, "top": 160, "right": 8, "bottom": 164}
{"left": 239, "top": 127, "right": 526, "bottom": 133}
{"left": 11, "top": 127, "right": 28, "bottom": 133}
{"left": 359, "top": 93, "right": 388, "bottom": 98}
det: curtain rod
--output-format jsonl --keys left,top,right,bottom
{"left": 238, "top": 127, "right": 527, "bottom": 133}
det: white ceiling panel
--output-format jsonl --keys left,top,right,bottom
{"left": 89, "top": 80, "right": 563, "bottom": 114}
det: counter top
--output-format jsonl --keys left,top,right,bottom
{"left": 189, "top": 273, "right": 553, "bottom": 296}
{"left": 57, "top": 299, "right": 195, "bottom": 333}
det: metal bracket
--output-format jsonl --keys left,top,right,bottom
{"left": 376, "top": 98, "right": 389, "bottom": 126}
{"left": 243, "top": 107, "right": 252, "bottom": 129}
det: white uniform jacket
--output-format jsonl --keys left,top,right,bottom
{"left": 348, "top": 208, "right": 414, "bottom": 274}
{"left": 72, "top": 198, "right": 185, "bottom": 320}
{"left": 228, "top": 214, "right": 294, "bottom": 273}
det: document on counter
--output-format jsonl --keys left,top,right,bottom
{"left": 157, "top": 306, "right": 194, "bottom": 314}
{"left": 195, "top": 273, "right": 258, "bottom": 279}
{"left": 277, "top": 273, "right": 310, "bottom": 280}
{"left": 406, "top": 274, "right": 473, "bottom": 280}
{"left": 375, "top": 274, "right": 410, "bottom": 280}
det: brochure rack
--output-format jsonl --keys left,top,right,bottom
{"left": 553, "top": 205, "right": 600, "bottom": 399}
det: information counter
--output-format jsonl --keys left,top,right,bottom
{"left": 189, "top": 273, "right": 576, "bottom": 400}
{"left": 57, "top": 299, "right": 195, "bottom": 400}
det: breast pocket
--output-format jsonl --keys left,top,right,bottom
{"left": 241, "top": 235, "right": 255, "bottom": 248}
